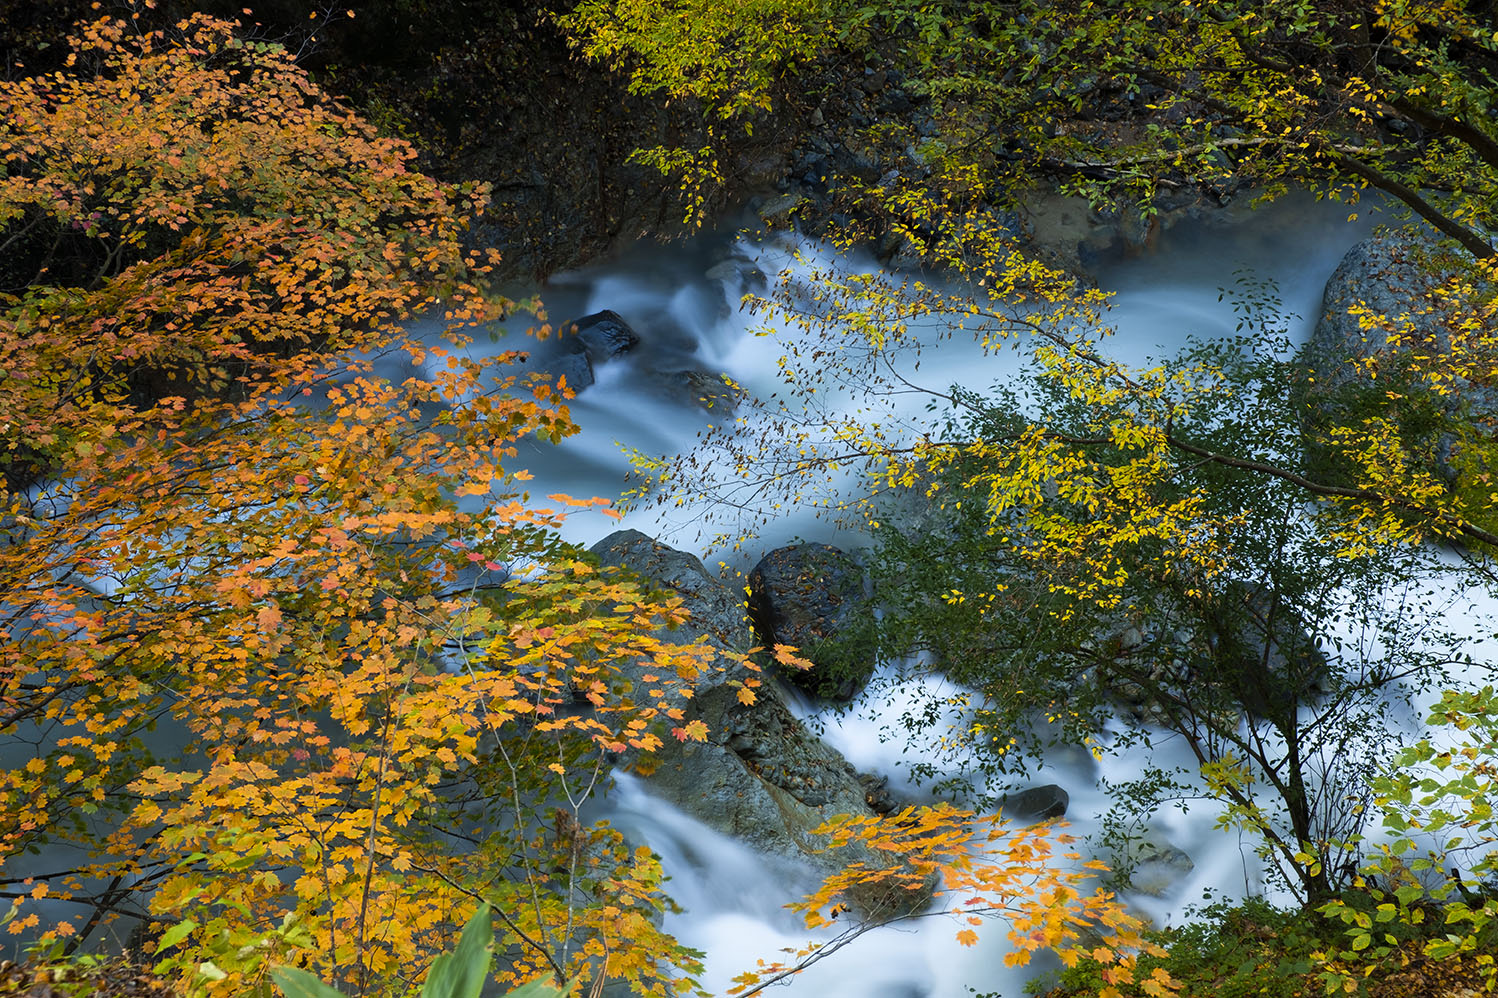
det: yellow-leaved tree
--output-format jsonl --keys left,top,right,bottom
{"left": 628, "top": 194, "right": 1497, "bottom": 938}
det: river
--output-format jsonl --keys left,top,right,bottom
{"left": 438, "top": 192, "right": 1464, "bottom": 996}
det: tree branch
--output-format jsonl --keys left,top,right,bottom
{"left": 1323, "top": 144, "right": 1496, "bottom": 259}
{"left": 1164, "top": 430, "right": 1498, "bottom": 548}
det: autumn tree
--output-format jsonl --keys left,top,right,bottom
{"left": 623, "top": 197, "right": 1498, "bottom": 913}
{"left": 561, "top": 0, "right": 1498, "bottom": 248}
{"left": 0, "top": 15, "right": 726, "bottom": 995}
{"left": 566, "top": 0, "right": 1498, "bottom": 547}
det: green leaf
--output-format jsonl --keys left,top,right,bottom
{"left": 154, "top": 919, "right": 198, "bottom": 953}
{"left": 422, "top": 904, "right": 494, "bottom": 998}
{"left": 270, "top": 966, "right": 348, "bottom": 998}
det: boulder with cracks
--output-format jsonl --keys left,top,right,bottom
{"left": 590, "top": 529, "right": 935, "bottom": 919}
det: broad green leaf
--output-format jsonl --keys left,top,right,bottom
{"left": 154, "top": 919, "right": 198, "bottom": 953}
{"left": 422, "top": 904, "right": 494, "bottom": 998}
{"left": 270, "top": 966, "right": 347, "bottom": 998}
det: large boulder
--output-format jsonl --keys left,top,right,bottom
{"left": 538, "top": 350, "right": 594, "bottom": 394}
{"left": 705, "top": 254, "right": 768, "bottom": 310}
{"left": 1306, "top": 232, "right": 1453, "bottom": 392}
{"left": 747, "top": 543, "right": 876, "bottom": 701}
{"left": 1120, "top": 831, "right": 1195, "bottom": 898}
{"left": 646, "top": 368, "right": 745, "bottom": 415}
{"left": 1001, "top": 784, "right": 1070, "bottom": 822}
{"left": 1099, "top": 580, "right": 1327, "bottom": 729}
{"left": 590, "top": 530, "right": 933, "bottom": 918}
{"left": 533, "top": 309, "right": 640, "bottom": 394}
{"left": 1303, "top": 231, "right": 1494, "bottom": 488}
{"left": 560, "top": 309, "right": 640, "bottom": 365}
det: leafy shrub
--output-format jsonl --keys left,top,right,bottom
{"left": 1027, "top": 898, "right": 1327, "bottom": 998}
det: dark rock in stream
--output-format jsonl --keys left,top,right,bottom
{"left": 747, "top": 543, "right": 876, "bottom": 701}
{"left": 1000, "top": 784, "right": 1069, "bottom": 821}
{"left": 1098, "top": 580, "right": 1329, "bottom": 728}
{"left": 1309, "top": 231, "right": 1453, "bottom": 372}
{"left": 648, "top": 369, "right": 745, "bottom": 415}
{"left": 590, "top": 529, "right": 935, "bottom": 919}
{"left": 539, "top": 350, "right": 595, "bottom": 393}
{"left": 533, "top": 310, "right": 640, "bottom": 394}
{"left": 560, "top": 309, "right": 640, "bottom": 364}
{"left": 705, "top": 255, "right": 769, "bottom": 308}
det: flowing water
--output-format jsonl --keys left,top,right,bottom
{"left": 20, "top": 190, "right": 1486, "bottom": 990}
{"left": 450, "top": 194, "right": 1479, "bottom": 995}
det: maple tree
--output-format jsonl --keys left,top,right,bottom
{"left": 0, "top": 14, "right": 731, "bottom": 996}
{"left": 721, "top": 804, "right": 1173, "bottom": 998}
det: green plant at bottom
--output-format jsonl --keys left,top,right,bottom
{"left": 1317, "top": 686, "right": 1498, "bottom": 993}
{"left": 270, "top": 905, "right": 579, "bottom": 998}
{"left": 1025, "top": 897, "right": 1328, "bottom": 998}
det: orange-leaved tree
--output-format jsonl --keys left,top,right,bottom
{"left": 0, "top": 14, "right": 727, "bottom": 996}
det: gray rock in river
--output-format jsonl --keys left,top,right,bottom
{"left": 705, "top": 255, "right": 768, "bottom": 305}
{"left": 1099, "top": 580, "right": 1328, "bottom": 729}
{"left": 560, "top": 309, "right": 640, "bottom": 365}
{"left": 647, "top": 368, "right": 745, "bottom": 415}
{"left": 1120, "top": 831, "right": 1195, "bottom": 898}
{"left": 1000, "top": 783, "right": 1069, "bottom": 821}
{"left": 747, "top": 543, "right": 876, "bottom": 701}
{"left": 1307, "top": 231, "right": 1453, "bottom": 385}
{"left": 538, "top": 350, "right": 594, "bottom": 393}
{"left": 1303, "top": 230, "right": 1494, "bottom": 487}
{"left": 590, "top": 529, "right": 935, "bottom": 919}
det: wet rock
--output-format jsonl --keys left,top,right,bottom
{"left": 705, "top": 256, "right": 769, "bottom": 305}
{"left": 590, "top": 530, "right": 934, "bottom": 919}
{"left": 1303, "top": 230, "right": 1494, "bottom": 487}
{"left": 650, "top": 369, "right": 745, "bottom": 415}
{"left": 756, "top": 192, "right": 806, "bottom": 227}
{"left": 559, "top": 309, "right": 640, "bottom": 365}
{"left": 1101, "top": 582, "right": 1328, "bottom": 728}
{"left": 1309, "top": 232, "right": 1448, "bottom": 372}
{"left": 1001, "top": 784, "right": 1069, "bottom": 821}
{"left": 748, "top": 543, "right": 876, "bottom": 701}
{"left": 858, "top": 772, "right": 899, "bottom": 815}
{"left": 1124, "top": 832, "right": 1195, "bottom": 898}
{"left": 538, "top": 350, "right": 594, "bottom": 393}
{"left": 530, "top": 309, "right": 639, "bottom": 395}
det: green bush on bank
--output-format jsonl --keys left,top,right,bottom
{"left": 1024, "top": 898, "right": 1325, "bottom": 998}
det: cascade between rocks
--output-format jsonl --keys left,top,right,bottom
{"left": 402, "top": 191, "right": 1498, "bottom": 996}
{"left": 25, "top": 191, "right": 1478, "bottom": 990}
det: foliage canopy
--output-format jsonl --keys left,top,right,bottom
{"left": 0, "top": 14, "right": 1169, "bottom": 998}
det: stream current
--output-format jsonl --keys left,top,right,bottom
{"left": 23, "top": 193, "right": 1483, "bottom": 989}
{"left": 423, "top": 193, "right": 1498, "bottom": 996}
